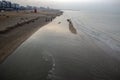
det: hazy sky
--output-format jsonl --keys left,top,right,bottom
{"left": 6, "top": 0, "right": 120, "bottom": 10}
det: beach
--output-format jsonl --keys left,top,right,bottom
{"left": 0, "top": 10, "right": 120, "bottom": 80}
{"left": 0, "top": 10, "right": 62, "bottom": 63}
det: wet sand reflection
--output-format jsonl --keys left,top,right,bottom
{"left": 67, "top": 19, "right": 77, "bottom": 34}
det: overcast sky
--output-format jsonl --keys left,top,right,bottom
{"left": 6, "top": 0, "right": 120, "bottom": 10}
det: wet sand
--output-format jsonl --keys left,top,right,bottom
{"left": 67, "top": 19, "right": 77, "bottom": 34}
{"left": 0, "top": 10, "right": 62, "bottom": 63}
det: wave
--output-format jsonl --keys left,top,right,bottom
{"left": 71, "top": 17, "right": 120, "bottom": 53}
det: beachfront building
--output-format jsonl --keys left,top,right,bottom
{"left": 0, "top": 0, "right": 37, "bottom": 11}
{"left": 0, "top": 0, "right": 20, "bottom": 11}
{"left": 0, "top": 1, "right": 2, "bottom": 8}
{"left": 2, "top": 1, "right": 12, "bottom": 8}
{"left": 1, "top": 0, "right": 6, "bottom": 8}
{"left": 11, "top": 3, "right": 19, "bottom": 9}
{"left": 6, "top": 1, "right": 12, "bottom": 8}
{"left": 19, "top": 6, "right": 26, "bottom": 10}
{"left": 26, "top": 5, "right": 33, "bottom": 10}
{"left": 0, "top": 0, "right": 12, "bottom": 10}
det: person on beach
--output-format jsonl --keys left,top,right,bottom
{"left": 34, "top": 8, "right": 37, "bottom": 13}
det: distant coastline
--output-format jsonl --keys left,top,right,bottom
{"left": 0, "top": 0, "right": 53, "bottom": 11}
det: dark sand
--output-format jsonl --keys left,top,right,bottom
{"left": 67, "top": 19, "right": 77, "bottom": 34}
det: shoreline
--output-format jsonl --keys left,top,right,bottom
{"left": 0, "top": 10, "right": 63, "bottom": 63}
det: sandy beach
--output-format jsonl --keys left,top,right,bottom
{"left": 0, "top": 10, "right": 62, "bottom": 63}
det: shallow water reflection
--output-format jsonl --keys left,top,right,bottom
{"left": 68, "top": 19, "right": 77, "bottom": 34}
